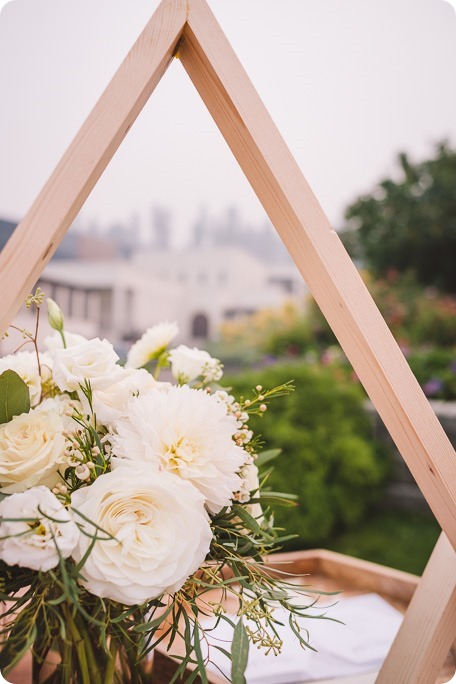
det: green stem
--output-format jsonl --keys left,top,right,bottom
{"left": 32, "top": 650, "right": 41, "bottom": 684}
{"left": 61, "top": 639, "right": 73, "bottom": 684}
{"left": 63, "top": 607, "right": 92, "bottom": 684}
{"left": 103, "top": 638, "right": 117, "bottom": 684}
{"left": 75, "top": 613, "right": 104, "bottom": 684}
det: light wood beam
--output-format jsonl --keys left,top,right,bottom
{"left": 378, "top": 532, "right": 456, "bottom": 683}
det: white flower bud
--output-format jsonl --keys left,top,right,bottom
{"left": 46, "top": 298, "right": 64, "bottom": 332}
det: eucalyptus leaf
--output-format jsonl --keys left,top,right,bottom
{"left": 231, "top": 619, "right": 249, "bottom": 684}
{"left": 255, "top": 448, "right": 281, "bottom": 468}
{"left": 0, "top": 370, "right": 31, "bottom": 424}
{"left": 233, "top": 505, "right": 262, "bottom": 535}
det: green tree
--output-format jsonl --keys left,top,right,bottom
{"left": 342, "top": 142, "right": 456, "bottom": 292}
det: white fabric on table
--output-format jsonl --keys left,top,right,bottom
{"left": 205, "top": 593, "right": 403, "bottom": 684}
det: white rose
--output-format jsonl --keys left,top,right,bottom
{"left": 111, "top": 386, "right": 245, "bottom": 514}
{"left": 70, "top": 466, "right": 212, "bottom": 605}
{"left": 0, "top": 409, "right": 67, "bottom": 493}
{"left": 44, "top": 330, "right": 87, "bottom": 352}
{"left": 168, "top": 345, "right": 223, "bottom": 384}
{"left": 88, "top": 367, "right": 157, "bottom": 425}
{"left": 0, "top": 487, "right": 80, "bottom": 572}
{"left": 0, "top": 351, "right": 53, "bottom": 407}
{"left": 125, "top": 322, "right": 178, "bottom": 369}
{"left": 52, "top": 338, "right": 120, "bottom": 392}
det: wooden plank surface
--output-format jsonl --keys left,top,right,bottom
{"left": 0, "top": 0, "right": 187, "bottom": 338}
{"left": 377, "top": 532, "right": 456, "bottom": 683}
{"left": 266, "top": 549, "right": 419, "bottom": 605}
{"left": 179, "top": 0, "right": 456, "bottom": 550}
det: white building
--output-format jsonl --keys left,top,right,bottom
{"left": 1, "top": 246, "right": 307, "bottom": 356}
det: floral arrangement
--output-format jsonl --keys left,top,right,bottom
{"left": 0, "top": 291, "right": 329, "bottom": 684}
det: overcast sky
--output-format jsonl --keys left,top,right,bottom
{"left": 1, "top": 0, "right": 455, "bottom": 244}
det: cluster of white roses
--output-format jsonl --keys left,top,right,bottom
{"left": 0, "top": 318, "right": 260, "bottom": 606}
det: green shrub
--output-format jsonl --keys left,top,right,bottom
{"left": 330, "top": 510, "right": 441, "bottom": 575}
{"left": 408, "top": 349, "right": 456, "bottom": 400}
{"left": 263, "top": 319, "right": 314, "bottom": 358}
{"left": 225, "top": 362, "right": 389, "bottom": 547}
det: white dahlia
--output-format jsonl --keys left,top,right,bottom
{"left": 111, "top": 386, "right": 245, "bottom": 513}
{"left": 125, "top": 322, "right": 178, "bottom": 369}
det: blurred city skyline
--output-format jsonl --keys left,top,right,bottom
{"left": 1, "top": 0, "right": 456, "bottom": 246}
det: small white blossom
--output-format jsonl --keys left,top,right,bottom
{"left": 75, "top": 464, "right": 91, "bottom": 481}
{"left": 125, "top": 322, "right": 178, "bottom": 369}
{"left": 235, "top": 461, "right": 263, "bottom": 521}
{"left": 52, "top": 483, "right": 68, "bottom": 495}
{"left": 168, "top": 345, "right": 223, "bottom": 384}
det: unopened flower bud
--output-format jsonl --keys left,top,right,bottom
{"left": 46, "top": 298, "right": 64, "bottom": 332}
{"left": 75, "top": 464, "right": 91, "bottom": 481}
{"left": 259, "top": 404, "right": 267, "bottom": 412}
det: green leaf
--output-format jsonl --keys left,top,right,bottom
{"left": 231, "top": 619, "right": 249, "bottom": 684}
{"left": 193, "top": 623, "right": 208, "bottom": 684}
{"left": 232, "top": 505, "right": 262, "bottom": 535}
{"left": 0, "top": 370, "right": 30, "bottom": 424}
{"left": 133, "top": 603, "right": 174, "bottom": 632}
{"left": 255, "top": 448, "right": 281, "bottom": 468}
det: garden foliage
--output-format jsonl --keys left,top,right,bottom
{"left": 226, "top": 362, "right": 388, "bottom": 546}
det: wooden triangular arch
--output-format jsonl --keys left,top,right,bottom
{"left": 0, "top": 0, "right": 455, "bottom": 679}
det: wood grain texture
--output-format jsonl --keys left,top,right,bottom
{"left": 0, "top": 0, "right": 187, "bottom": 337}
{"left": 179, "top": 0, "right": 456, "bottom": 550}
{"left": 378, "top": 532, "right": 456, "bottom": 683}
